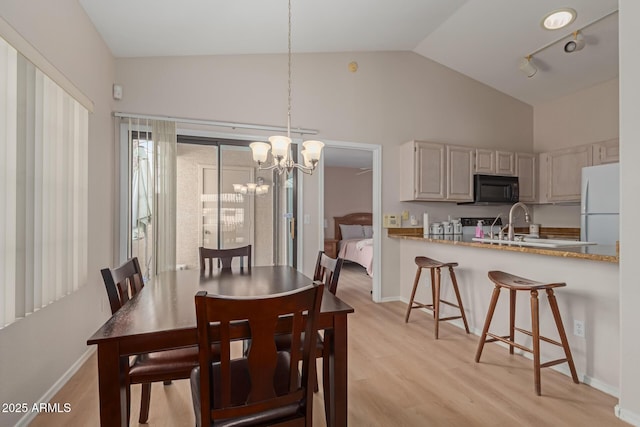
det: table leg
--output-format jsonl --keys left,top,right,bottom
{"left": 323, "top": 314, "right": 348, "bottom": 427}
{"left": 96, "top": 342, "right": 128, "bottom": 426}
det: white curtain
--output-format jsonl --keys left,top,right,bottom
{"left": 151, "top": 120, "right": 177, "bottom": 274}
{"left": 125, "top": 118, "right": 176, "bottom": 278}
{"left": 0, "top": 36, "right": 88, "bottom": 328}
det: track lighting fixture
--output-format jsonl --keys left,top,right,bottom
{"left": 518, "top": 56, "right": 537, "bottom": 78}
{"left": 563, "top": 31, "right": 585, "bottom": 53}
{"left": 518, "top": 9, "right": 616, "bottom": 78}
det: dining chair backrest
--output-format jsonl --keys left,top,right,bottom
{"left": 313, "top": 251, "right": 344, "bottom": 295}
{"left": 193, "top": 282, "right": 324, "bottom": 426}
{"left": 100, "top": 257, "right": 144, "bottom": 314}
{"left": 199, "top": 245, "right": 252, "bottom": 272}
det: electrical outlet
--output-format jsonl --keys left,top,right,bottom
{"left": 401, "top": 210, "right": 410, "bottom": 221}
{"left": 573, "top": 320, "right": 585, "bottom": 338}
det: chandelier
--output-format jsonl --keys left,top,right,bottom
{"left": 249, "top": 0, "right": 324, "bottom": 175}
{"left": 233, "top": 177, "right": 269, "bottom": 195}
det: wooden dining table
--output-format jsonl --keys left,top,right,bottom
{"left": 87, "top": 266, "right": 354, "bottom": 427}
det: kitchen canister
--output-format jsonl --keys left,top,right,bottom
{"left": 430, "top": 222, "right": 443, "bottom": 235}
{"left": 451, "top": 219, "right": 462, "bottom": 235}
{"left": 442, "top": 221, "right": 453, "bottom": 235}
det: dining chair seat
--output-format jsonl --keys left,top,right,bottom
{"left": 129, "top": 347, "right": 202, "bottom": 381}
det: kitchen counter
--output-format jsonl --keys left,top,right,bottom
{"left": 387, "top": 229, "right": 618, "bottom": 263}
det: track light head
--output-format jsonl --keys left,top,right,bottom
{"left": 564, "top": 31, "right": 585, "bottom": 53}
{"left": 518, "top": 56, "right": 537, "bottom": 78}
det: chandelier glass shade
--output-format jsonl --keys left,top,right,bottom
{"left": 248, "top": 0, "right": 323, "bottom": 175}
{"left": 233, "top": 177, "right": 269, "bottom": 195}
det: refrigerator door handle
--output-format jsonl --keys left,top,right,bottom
{"left": 581, "top": 178, "right": 589, "bottom": 214}
{"left": 580, "top": 214, "right": 587, "bottom": 241}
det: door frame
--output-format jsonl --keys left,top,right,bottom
{"left": 315, "top": 139, "right": 382, "bottom": 302}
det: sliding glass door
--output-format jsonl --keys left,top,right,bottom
{"left": 123, "top": 129, "right": 297, "bottom": 275}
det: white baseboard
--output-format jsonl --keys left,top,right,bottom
{"left": 14, "top": 347, "right": 95, "bottom": 427}
{"left": 615, "top": 405, "right": 640, "bottom": 426}
{"left": 378, "top": 296, "right": 402, "bottom": 303}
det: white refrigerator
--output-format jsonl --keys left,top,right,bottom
{"left": 580, "top": 163, "right": 619, "bottom": 245}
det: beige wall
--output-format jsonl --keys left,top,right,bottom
{"left": 533, "top": 78, "right": 619, "bottom": 152}
{"left": 0, "top": 1, "right": 115, "bottom": 425}
{"left": 619, "top": 1, "right": 640, "bottom": 423}
{"left": 115, "top": 51, "right": 533, "bottom": 294}
{"left": 324, "top": 167, "right": 373, "bottom": 239}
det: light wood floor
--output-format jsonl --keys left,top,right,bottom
{"left": 32, "top": 263, "right": 629, "bottom": 426}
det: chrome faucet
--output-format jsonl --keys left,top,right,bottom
{"left": 507, "top": 202, "right": 531, "bottom": 241}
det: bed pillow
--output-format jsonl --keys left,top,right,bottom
{"left": 363, "top": 225, "right": 374, "bottom": 238}
{"left": 339, "top": 224, "right": 365, "bottom": 240}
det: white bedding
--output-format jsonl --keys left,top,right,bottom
{"left": 338, "top": 238, "right": 373, "bottom": 277}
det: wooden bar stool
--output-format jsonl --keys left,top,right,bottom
{"left": 405, "top": 256, "right": 470, "bottom": 339}
{"left": 475, "top": 271, "right": 580, "bottom": 395}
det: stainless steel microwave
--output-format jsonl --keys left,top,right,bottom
{"left": 469, "top": 174, "right": 519, "bottom": 204}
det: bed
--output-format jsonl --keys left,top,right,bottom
{"left": 334, "top": 212, "right": 373, "bottom": 277}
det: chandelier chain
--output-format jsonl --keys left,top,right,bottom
{"left": 287, "top": 0, "right": 292, "bottom": 139}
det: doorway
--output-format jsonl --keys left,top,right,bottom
{"left": 320, "top": 142, "right": 382, "bottom": 301}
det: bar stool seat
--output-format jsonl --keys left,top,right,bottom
{"left": 474, "top": 271, "right": 580, "bottom": 395}
{"left": 404, "top": 256, "right": 470, "bottom": 339}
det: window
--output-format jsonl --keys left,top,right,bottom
{"left": 0, "top": 35, "right": 89, "bottom": 328}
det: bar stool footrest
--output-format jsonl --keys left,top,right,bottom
{"left": 486, "top": 333, "right": 532, "bottom": 354}
{"left": 438, "top": 315, "right": 463, "bottom": 322}
{"left": 514, "top": 327, "right": 564, "bottom": 347}
{"left": 541, "top": 358, "right": 570, "bottom": 369}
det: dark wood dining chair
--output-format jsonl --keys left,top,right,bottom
{"left": 191, "top": 282, "right": 324, "bottom": 427}
{"left": 101, "top": 257, "right": 213, "bottom": 424}
{"left": 199, "top": 245, "right": 252, "bottom": 271}
{"left": 314, "top": 250, "right": 345, "bottom": 296}
{"left": 274, "top": 251, "right": 343, "bottom": 400}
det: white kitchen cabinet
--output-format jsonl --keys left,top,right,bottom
{"left": 474, "top": 149, "right": 515, "bottom": 175}
{"left": 399, "top": 140, "right": 446, "bottom": 201}
{"left": 446, "top": 145, "right": 474, "bottom": 201}
{"left": 515, "top": 152, "right": 536, "bottom": 203}
{"left": 545, "top": 145, "right": 592, "bottom": 202}
{"left": 496, "top": 151, "right": 515, "bottom": 175}
{"left": 474, "top": 149, "right": 495, "bottom": 174}
{"left": 591, "top": 138, "right": 619, "bottom": 165}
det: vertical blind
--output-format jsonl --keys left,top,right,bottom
{"left": 0, "top": 36, "right": 88, "bottom": 328}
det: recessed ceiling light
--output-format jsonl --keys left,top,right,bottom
{"left": 541, "top": 8, "right": 577, "bottom": 30}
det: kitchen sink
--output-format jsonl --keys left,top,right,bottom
{"left": 471, "top": 237, "right": 597, "bottom": 248}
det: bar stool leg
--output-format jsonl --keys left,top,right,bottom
{"left": 405, "top": 266, "right": 422, "bottom": 323}
{"left": 530, "top": 290, "right": 541, "bottom": 395}
{"left": 433, "top": 267, "right": 442, "bottom": 339}
{"left": 546, "top": 289, "right": 580, "bottom": 384}
{"left": 475, "top": 285, "right": 501, "bottom": 362}
{"left": 509, "top": 289, "right": 516, "bottom": 355}
{"left": 429, "top": 268, "right": 436, "bottom": 319}
{"left": 448, "top": 266, "right": 470, "bottom": 333}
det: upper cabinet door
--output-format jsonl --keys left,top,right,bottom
{"left": 415, "top": 141, "right": 446, "bottom": 200}
{"left": 399, "top": 140, "right": 446, "bottom": 201}
{"left": 515, "top": 153, "right": 536, "bottom": 202}
{"left": 475, "top": 149, "right": 495, "bottom": 174}
{"left": 591, "top": 138, "right": 619, "bottom": 165}
{"left": 547, "top": 145, "right": 592, "bottom": 202}
{"left": 496, "top": 151, "right": 515, "bottom": 175}
{"left": 446, "top": 145, "right": 474, "bottom": 201}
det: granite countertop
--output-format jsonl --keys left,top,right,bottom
{"left": 388, "top": 229, "right": 618, "bottom": 263}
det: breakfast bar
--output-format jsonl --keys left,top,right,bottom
{"left": 390, "top": 231, "right": 620, "bottom": 396}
